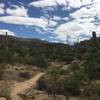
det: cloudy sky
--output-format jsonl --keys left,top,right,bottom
{"left": 0, "top": 0, "right": 100, "bottom": 44}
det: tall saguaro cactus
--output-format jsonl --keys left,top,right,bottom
{"left": 92, "top": 31, "right": 100, "bottom": 48}
{"left": 92, "top": 31, "right": 97, "bottom": 40}
{"left": 5, "top": 32, "right": 9, "bottom": 62}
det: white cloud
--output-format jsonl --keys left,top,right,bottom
{"left": 41, "top": 16, "right": 58, "bottom": 27}
{"left": 0, "top": 0, "right": 100, "bottom": 44}
{"left": 46, "top": 0, "right": 99, "bottom": 43}
{"left": 29, "top": 0, "right": 99, "bottom": 43}
{"left": 29, "top": 0, "right": 94, "bottom": 8}
{"left": 29, "top": 0, "right": 56, "bottom": 8}
{"left": 56, "top": 21, "right": 92, "bottom": 36}
{"left": 51, "top": 40, "right": 60, "bottom": 43}
{"left": 0, "top": 3, "right": 5, "bottom": 14}
{"left": 52, "top": 16, "right": 61, "bottom": 21}
{"left": 6, "top": 6, "right": 28, "bottom": 17}
{"left": 0, "top": 16, "right": 48, "bottom": 28}
{"left": 54, "top": 16, "right": 100, "bottom": 43}
{"left": 48, "top": 20, "right": 58, "bottom": 27}
{"left": 70, "top": 5, "right": 99, "bottom": 19}
{"left": 0, "top": 29, "right": 15, "bottom": 36}
{"left": 51, "top": 16, "right": 69, "bottom": 21}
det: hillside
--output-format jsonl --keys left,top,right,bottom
{"left": 73, "top": 36, "right": 100, "bottom": 59}
{"left": 0, "top": 35, "right": 75, "bottom": 67}
{"left": 35, "top": 35, "right": 100, "bottom": 100}
{"left": 1, "top": 34, "right": 100, "bottom": 100}
{"left": 0, "top": 34, "right": 100, "bottom": 66}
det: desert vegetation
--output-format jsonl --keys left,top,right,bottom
{"left": 0, "top": 32, "right": 100, "bottom": 100}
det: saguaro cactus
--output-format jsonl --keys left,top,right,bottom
{"left": 92, "top": 31, "right": 97, "bottom": 40}
{"left": 92, "top": 31, "right": 100, "bottom": 48}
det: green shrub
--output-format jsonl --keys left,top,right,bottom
{"left": 94, "top": 84, "right": 100, "bottom": 96}
{"left": 41, "top": 68, "right": 88, "bottom": 96}
{"left": 0, "top": 82, "right": 11, "bottom": 100}
{"left": 64, "top": 71, "right": 82, "bottom": 95}
{"left": 37, "top": 77, "right": 47, "bottom": 90}
{"left": 0, "top": 64, "right": 5, "bottom": 80}
{"left": 83, "top": 54, "right": 100, "bottom": 79}
{"left": 32, "top": 56, "right": 49, "bottom": 68}
{"left": 38, "top": 67, "right": 67, "bottom": 96}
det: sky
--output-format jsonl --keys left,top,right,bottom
{"left": 0, "top": 0, "right": 100, "bottom": 44}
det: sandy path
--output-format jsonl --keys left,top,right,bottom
{"left": 10, "top": 72, "right": 44, "bottom": 100}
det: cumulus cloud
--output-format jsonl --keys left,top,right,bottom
{"left": 29, "top": 0, "right": 94, "bottom": 8}
{"left": 0, "top": 29, "right": 15, "bottom": 36}
{"left": 0, "top": 16, "right": 48, "bottom": 28}
{"left": 0, "top": 3, "right": 5, "bottom": 14}
{"left": 6, "top": 6, "right": 28, "bottom": 17}
{"left": 1, "top": 0, "right": 100, "bottom": 43}
{"left": 0, "top": 15, "right": 58, "bottom": 31}
{"left": 48, "top": 20, "right": 58, "bottom": 27}
{"left": 54, "top": 15, "right": 98, "bottom": 43}
{"left": 41, "top": 0, "right": 100, "bottom": 43}
{"left": 55, "top": 20, "right": 93, "bottom": 41}
{"left": 28, "top": 0, "right": 100, "bottom": 43}
{"left": 52, "top": 16, "right": 61, "bottom": 21}
{"left": 29, "top": 0, "right": 56, "bottom": 8}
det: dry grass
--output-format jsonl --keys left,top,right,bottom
{"left": 0, "top": 81, "right": 11, "bottom": 100}
{"left": 2, "top": 64, "right": 40, "bottom": 82}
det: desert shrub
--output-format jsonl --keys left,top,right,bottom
{"left": 93, "top": 83, "right": 100, "bottom": 96}
{"left": 38, "top": 67, "right": 68, "bottom": 97}
{"left": 0, "top": 64, "right": 5, "bottom": 80}
{"left": 38, "top": 67, "right": 88, "bottom": 96}
{"left": 32, "top": 56, "right": 49, "bottom": 68}
{"left": 80, "top": 83, "right": 100, "bottom": 100}
{"left": 22, "top": 54, "right": 34, "bottom": 65}
{"left": 18, "top": 93, "right": 28, "bottom": 100}
{"left": 18, "top": 71, "right": 31, "bottom": 79}
{"left": 83, "top": 53, "right": 100, "bottom": 79}
{"left": 69, "top": 59, "right": 80, "bottom": 71}
{"left": 0, "top": 81, "right": 11, "bottom": 100}
{"left": 64, "top": 70, "right": 87, "bottom": 95}
{"left": 37, "top": 77, "right": 47, "bottom": 90}
{"left": 14, "top": 67, "right": 19, "bottom": 71}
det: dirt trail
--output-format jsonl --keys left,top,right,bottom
{"left": 10, "top": 72, "right": 44, "bottom": 100}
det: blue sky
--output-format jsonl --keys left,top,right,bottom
{"left": 0, "top": 0, "right": 100, "bottom": 44}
